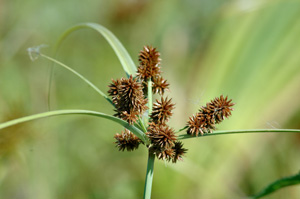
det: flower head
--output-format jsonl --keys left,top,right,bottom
{"left": 149, "top": 144, "right": 174, "bottom": 161}
{"left": 152, "top": 76, "right": 169, "bottom": 95}
{"left": 114, "top": 129, "right": 142, "bottom": 151}
{"left": 137, "top": 45, "right": 161, "bottom": 81}
{"left": 108, "top": 75, "right": 148, "bottom": 124}
{"left": 187, "top": 95, "right": 235, "bottom": 136}
{"left": 147, "top": 123, "right": 177, "bottom": 149}
{"left": 172, "top": 141, "right": 188, "bottom": 163}
{"left": 150, "top": 97, "right": 175, "bottom": 125}
{"left": 186, "top": 113, "right": 214, "bottom": 136}
{"left": 210, "top": 95, "right": 235, "bottom": 123}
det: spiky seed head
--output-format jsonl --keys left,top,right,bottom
{"left": 150, "top": 97, "right": 175, "bottom": 124}
{"left": 108, "top": 79, "right": 122, "bottom": 103}
{"left": 137, "top": 45, "right": 161, "bottom": 81}
{"left": 187, "top": 112, "right": 216, "bottom": 136}
{"left": 172, "top": 141, "right": 188, "bottom": 163}
{"left": 197, "top": 111, "right": 216, "bottom": 132}
{"left": 114, "top": 129, "right": 141, "bottom": 151}
{"left": 187, "top": 95, "right": 235, "bottom": 136}
{"left": 210, "top": 95, "right": 235, "bottom": 123}
{"left": 187, "top": 114, "right": 203, "bottom": 136}
{"left": 108, "top": 75, "right": 148, "bottom": 124}
{"left": 147, "top": 123, "right": 177, "bottom": 149}
{"left": 152, "top": 76, "right": 169, "bottom": 95}
{"left": 149, "top": 144, "right": 175, "bottom": 161}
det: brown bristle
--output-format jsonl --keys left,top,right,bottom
{"left": 108, "top": 75, "right": 148, "bottom": 124}
{"left": 150, "top": 97, "right": 175, "bottom": 125}
{"left": 136, "top": 45, "right": 161, "bottom": 81}
{"left": 114, "top": 129, "right": 141, "bottom": 151}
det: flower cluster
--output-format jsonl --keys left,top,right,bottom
{"left": 147, "top": 123, "right": 187, "bottom": 163}
{"left": 114, "top": 129, "right": 142, "bottom": 151}
{"left": 109, "top": 45, "right": 187, "bottom": 163}
{"left": 108, "top": 75, "right": 148, "bottom": 124}
{"left": 187, "top": 95, "right": 235, "bottom": 136}
{"left": 150, "top": 97, "right": 175, "bottom": 125}
{"left": 137, "top": 46, "right": 169, "bottom": 95}
{"left": 110, "top": 45, "right": 234, "bottom": 164}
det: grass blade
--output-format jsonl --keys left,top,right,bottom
{"left": 251, "top": 171, "right": 300, "bottom": 198}
{"left": 178, "top": 129, "right": 300, "bottom": 140}
{"left": 0, "top": 110, "right": 148, "bottom": 143}
{"left": 55, "top": 23, "right": 137, "bottom": 76}
{"left": 143, "top": 152, "right": 155, "bottom": 199}
{"left": 38, "top": 53, "right": 113, "bottom": 105}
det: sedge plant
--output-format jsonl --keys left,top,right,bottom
{"left": 0, "top": 23, "right": 300, "bottom": 199}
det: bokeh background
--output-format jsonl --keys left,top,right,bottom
{"left": 1, "top": 0, "right": 300, "bottom": 198}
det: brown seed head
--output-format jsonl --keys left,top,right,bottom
{"left": 186, "top": 114, "right": 213, "bottom": 136}
{"left": 147, "top": 123, "right": 177, "bottom": 149}
{"left": 172, "top": 141, "right": 188, "bottom": 163}
{"left": 152, "top": 76, "right": 169, "bottom": 95}
{"left": 137, "top": 45, "right": 161, "bottom": 81}
{"left": 108, "top": 75, "right": 148, "bottom": 124}
{"left": 149, "top": 144, "right": 175, "bottom": 161}
{"left": 114, "top": 129, "right": 141, "bottom": 151}
{"left": 187, "top": 95, "right": 235, "bottom": 136}
{"left": 210, "top": 95, "right": 235, "bottom": 123}
{"left": 150, "top": 97, "right": 175, "bottom": 125}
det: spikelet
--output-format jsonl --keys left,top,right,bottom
{"left": 187, "top": 95, "right": 235, "bottom": 136}
{"left": 114, "top": 129, "right": 141, "bottom": 151}
{"left": 150, "top": 97, "right": 175, "bottom": 125}
{"left": 108, "top": 75, "right": 148, "bottom": 124}
{"left": 137, "top": 45, "right": 161, "bottom": 81}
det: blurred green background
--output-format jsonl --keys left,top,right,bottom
{"left": 1, "top": 0, "right": 300, "bottom": 198}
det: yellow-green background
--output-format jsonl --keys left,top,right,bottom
{"left": 0, "top": 0, "right": 300, "bottom": 198}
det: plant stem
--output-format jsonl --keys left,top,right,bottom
{"left": 178, "top": 129, "right": 300, "bottom": 140}
{"left": 39, "top": 53, "right": 113, "bottom": 105}
{"left": 176, "top": 126, "right": 188, "bottom": 133}
{"left": 0, "top": 109, "right": 149, "bottom": 143}
{"left": 55, "top": 23, "right": 137, "bottom": 76}
{"left": 143, "top": 151, "right": 155, "bottom": 199}
{"left": 148, "top": 79, "right": 153, "bottom": 117}
{"left": 138, "top": 117, "right": 148, "bottom": 133}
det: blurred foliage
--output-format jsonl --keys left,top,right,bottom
{"left": 0, "top": 0, "right": 300, "bottom": 198}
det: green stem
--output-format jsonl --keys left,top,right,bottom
{"left": 176, "top": 126, "right": 188, "bottom": 133}
{"left": 39, "top": 53, "right": 113, "bottom": 105}
{"left": 55, "top": 23, "right": 137, "bottom": 76}
{"left": 138, "top": 117, "right": 148, "bottom": 133}
{"left": 0, "top": 109, "right": 148, "bottom": 143}
{"left": 143, "top": 152, "right": 155, "bottom": 199}
{"left": 148, "top": 79, "right": 153, "bottom": 118}
{"left": 178, "top": 129, "right": 300, "bottom": 140}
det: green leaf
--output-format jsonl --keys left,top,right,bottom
{"left": 0, "top": 110, "right": 149, "bottom": 144}
{"left": 55, "top": 22, "right": 137, "bottom": 76}
{"left": 31, "top": 52, "right": 113, "bottom": 105}
{"left": 251, "top": 171, "right": 300, "bottom": 198}
{"left": 177, "top": 129, "right": 300, "bottom": 140}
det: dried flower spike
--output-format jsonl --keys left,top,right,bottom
{"left": 187, "top": 113, "right": 214, "bottom": 136}
{"left": 114, "top": 129, "right": 141, "bottom": 151}
{"left": 187, "top": 95, "right": 235, "bottom": 136}
{"left": 210, "top": 95, "right": 235, "bottom": 123}
{"left": 108, "top": 75, "right": 148, "bottom": 124}
{"left": 137, "top": 45, "right": 161, "bottom": 81}
{"left": 147, "top": 123, "right": 177, "bottom": 150}
{"left": 150, "top": 97, "right": 175, "bottom": 124}
{"left": 172, "top": 141, "right": 188, "bottom": 163}
{"left": 150, "top": 145, "right": 175, "bottom": 161}
{"left": 152, "top": 76, "right": 169, "bottom": 95}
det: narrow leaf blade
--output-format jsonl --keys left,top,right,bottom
{"left": 251, "top": 171, "right": 300, "bottom": 199}
{"left": 55, "top": 23, "right": 137, "bottom": 76}
{"left": 0, "top": 110, "right": 148, "bottom": 143}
